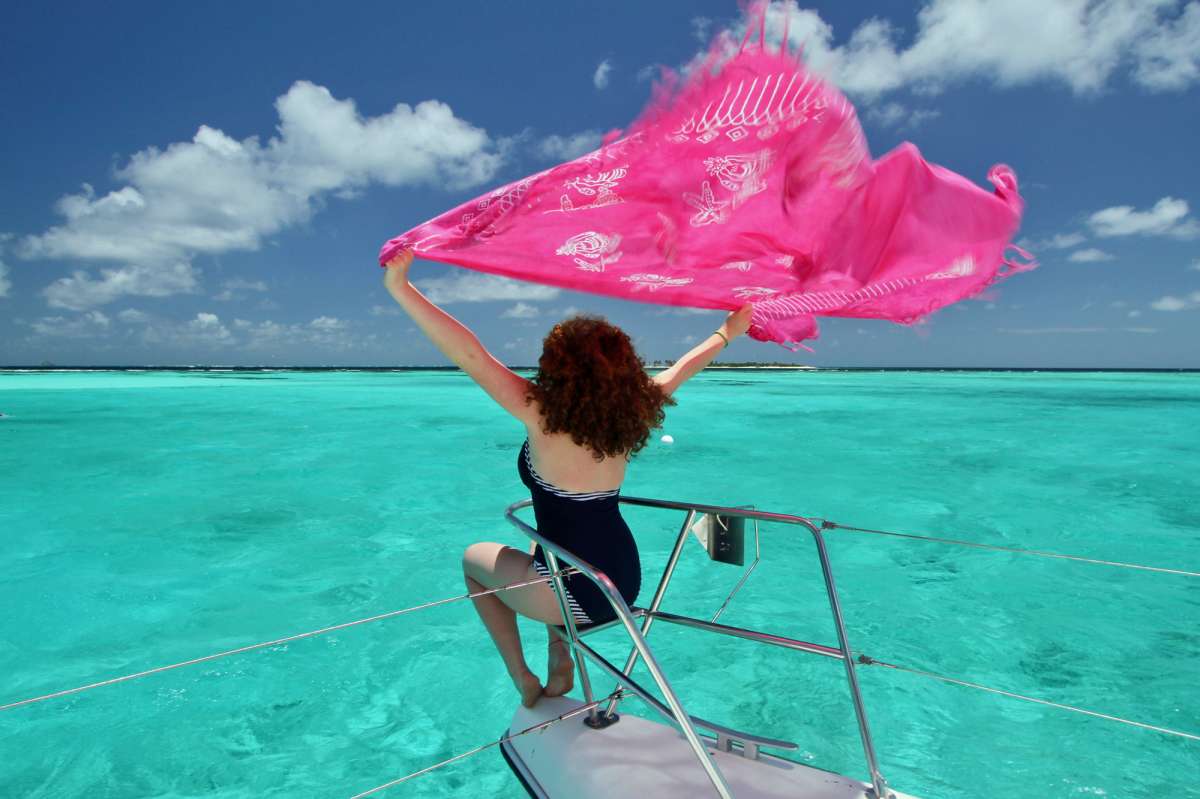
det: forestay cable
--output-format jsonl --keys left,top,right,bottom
{"left": 1, "top": 568, "right": 577, "bottom": 712}
{"left": 858, "top": 655, "right": 1200, "bottom": 742}
{"left": 820, "top": 521, "right": 1200, "bottom": 577}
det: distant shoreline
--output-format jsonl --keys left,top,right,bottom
{"left": 2, "top": 366, "right": 1196, "bottom": 374}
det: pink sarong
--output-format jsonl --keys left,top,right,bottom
{"left": 379, "top": 30, "right": 1034, "bottom": 349}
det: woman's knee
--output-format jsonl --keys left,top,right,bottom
{"left": 462, "top": 541, "right": 503, "bottom": 579}
{"left": 462, "top": 543, "right": 482, "bottom": 576}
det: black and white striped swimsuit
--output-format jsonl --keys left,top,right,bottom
{"left": 519, "top": 439, "right": 641, "bottom": 626}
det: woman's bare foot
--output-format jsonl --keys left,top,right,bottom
{"left": 514, "top": 669, "right": 543, "bottom": 708}
{"left": 544, "top": 640, "right": 575, "bottom": 697}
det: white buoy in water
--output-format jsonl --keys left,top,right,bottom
{"left": 660, "top": 434, "right": 674, "bottom": 444}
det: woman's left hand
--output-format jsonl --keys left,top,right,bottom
{"left": 721, "top": 304, "right": 754, "bottom": 339}
{"left": 383, "top": 249, "right": 414, "bottom": 295}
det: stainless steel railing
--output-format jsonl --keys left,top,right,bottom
{"left": 505, "top": 494, "right": 897, "bottom": 799}
{"left": 505, "top": 500, "right": 736, "bottom": 798}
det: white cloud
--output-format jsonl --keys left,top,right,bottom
{"left": 137, "top": 311, "right": 233, "bottom": 347}
{"left": 997, "top": 326, "right": 1108, "bottom": 334}
{"left": 996, "top": 324, "right": 1155, "bottom": 335}
{"left": 309, "top": 315, "right": 346, "bottom": 331}
{"left": 21, "top": 81, "right": 501, "bottom": 309}
{"left": 1045, "top": 232, "right": 1088, "bottom": 249}
{"left": 24, "top": 306, "right": 367, "bottom": 354}
{"left": 221, "top": 315, "right": 347, "bottom": 349}
{"left": 907, "top": 109, "right": 942, "bottom": 128}
{"left": 192, "top": 312, "right": 232, "bottom": 340}
{"left": 233, "top": 319, "right": 291, "bottom": 347}
{"left": 691, "top": 16, "right": 714, "bottom": 43}
{"left": 117, "top": 308, "right": 149, "bottom": 323}
{"left": 214, "top": 276, "right": 269, "bottom": 301}
{"left": 0, "top": 235, "right": 14, "bottom": 298}
{"left": 1133, "top": 2, "right": 1200, "bottom": 90}
{"left": 1150, "top": 291, "right": 1200, "bottom": 311}
{"left": 369, "top": 304, "right": 400, "bottom": 316}
{"left": 43, "top": 261, "right": 199, "bottom": 311}
{"left": 1087, "top": 196, "right": 1199, "bottom": 238}
{"left": 416, "top": 272, "right": 560, "bottom": 304}
{"left": 501, "top": 302, "right": 540, "bottom": 319}
{"left": 593, "top": 59, "right": 613, "bottom": 90}
{"left": 225, "top": 278, "right": 267, "bottom": 291}
{"left": 1022, "top": 232, "right": 1088, "bottom": 250}
{"left": 1128, "top": 309, "right": 1141, "bottom": 317}
{"left": 1068, "top": 248, "right": 1116, "bottom": 262}
{"left": 305, "top": 316, "right": 355, "bottom": 350}
{"left": 29, "top": 310, "right": 111, "bottom": 338}
{"left": 733, "top": 1, "right": 1200, "bottom": 98}
{"left": 866, "top": 102, "right": 941, "bottom": 129}
{"left": 635, "top": 64, "right": 661, "bottom": 83}
{"left": 537, "top": 130, "right": 604, "bottom": 161}
{"left": 867, "top": 102, "right": 907, "bottom": 127}
{"left": 1189, "top": 258, "right": 1200, "bottom": 272}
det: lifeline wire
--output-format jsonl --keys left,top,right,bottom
{"left": 821, "top": 521, "right": 1200, "bottom": 578}
{"left": 0, "top": 568, "right": 577, "bottom": 712}
{"left": 859, "top": 655, "right": 1200, "bottom": 742}
{"left": 348, "top": 689, "right": 626, "bottom": 798}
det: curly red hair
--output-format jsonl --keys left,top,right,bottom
{"left": 525, "top": 315, "right": 674, "bottom": 460}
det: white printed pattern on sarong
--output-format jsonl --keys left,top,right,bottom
{"left": 732, "top": 286, "right": 778, "bottom": 300}
{"left": 546, "top": 167, "right": 628, "bottom": 214}
{"left": 754, "top": 254, "right": 981, "bottom": 321}
{"left": 683, "top": 149, "right": 773, "bottom": 227}
{"left": 668, "top": 73, "right": 845, "bottom": 143}
{"left": 455, "top": 176, "right": 539, "bottom": 240}
{"left": 704, "top": 150, "right": 772, "bottom": 204}
{"left": 683, "top": 181, "right": 731, "bottom": 227}
{"left": 620, "top": 273, "right": 693, "bottom": 292}
{"left": 927, "top": 256, "right": 976, "bottom": 280}
{"left": 555, "top": 231, "right": 623, "bottom": 272}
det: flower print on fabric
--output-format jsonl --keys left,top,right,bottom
{"left": 556, "top": 231, "right": 623, "bottom": 272}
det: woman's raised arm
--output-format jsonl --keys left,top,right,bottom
{"left": 653, "top": 305, "right": 752, "bottom": 397}
{"left": 384, "top": 251, "right": 536, "bottom": 423}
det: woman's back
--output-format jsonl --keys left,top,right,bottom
{"left": 523, "top": 418, "right": 628, "bottom": 494}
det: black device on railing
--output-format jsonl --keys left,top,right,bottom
{"left": 689, "top": 511, "right": 748, "bottom": 566}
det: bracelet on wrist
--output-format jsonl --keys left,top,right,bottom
{"left": 712, "top": 330, "right": 729, "bottom": 347}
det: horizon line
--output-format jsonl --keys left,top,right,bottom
{"left": 2, "top": 365, "right": 1198, "bottom": 373}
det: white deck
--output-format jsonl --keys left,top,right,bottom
{"left": 505, "top": 696, "right": 916, "bottom": 799}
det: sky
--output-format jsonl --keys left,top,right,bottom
{"left": 1, "top": 1, "right": 1198, "bottom": 368}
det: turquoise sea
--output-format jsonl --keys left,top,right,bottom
{"left": 1, "top": 369, "right": 1197, "bottom": 798}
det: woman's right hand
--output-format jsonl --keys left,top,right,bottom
{"left": 721, "top": 304, "right": 753, "bottom": 339}
{"left": 383, "top": 249, "right": 414, "bottom": 297}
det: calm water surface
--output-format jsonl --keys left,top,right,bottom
{"left": 1, "top": 369, "right": 1197, "bottom": 797}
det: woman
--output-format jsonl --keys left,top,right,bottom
{"left": 384, "top": 250, "right": 752, "bottom": 707}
